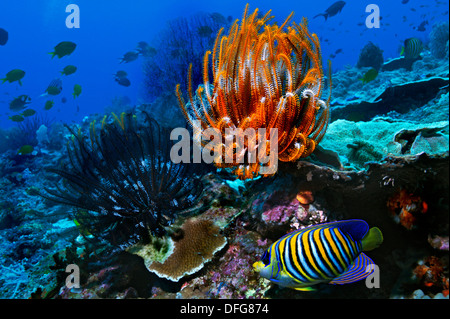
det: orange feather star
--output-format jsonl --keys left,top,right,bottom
{"left": 176, "top": 4, "right": 331, "bottom": 179}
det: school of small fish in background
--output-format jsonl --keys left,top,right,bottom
{"left": 114, "top": 41, "right": 156, "bottom": 86}
{"left": 0, "top": 25, "right": 155, "bottom": 157}
{"left": 0, "top": 34, "right": 84, "bottom": 156}
{"left": 313, "top": 0, "right": 444, "bottom": 63}
{"left": 1, "top": 38, "right": 82, "bottom": 128}
{"left": 0, "top": 0, "right": 443, "bottom": 156}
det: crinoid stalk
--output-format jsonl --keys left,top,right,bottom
{"left": 41, "top": 112, "right": 203, "bottom": 251}
{"left": 176, "top": 4, "right": 331, "bottom": 179}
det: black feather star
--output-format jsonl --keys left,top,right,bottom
{"left": 41, "top": 112, "right": 204, "bottom": 251}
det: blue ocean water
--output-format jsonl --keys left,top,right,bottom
{"left": 0, "top": 0, "right": 447, "bottom": 129}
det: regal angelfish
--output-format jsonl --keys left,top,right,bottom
{"left": 253, "top": 219, "right": 383, "bottom": 291}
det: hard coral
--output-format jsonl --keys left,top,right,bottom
{"left": 253, "top": 189, "right": 301, "bottom": 227}
{"left": 346, "top": 139, "right": 383, "bottom": 167}
{"left": 386, "top": 188, "right": 428, "bottom": 230}
{"left": 428, "top": 235, "right": 449, "bottom": 251}
{"left": 144, "top": 217, "right": 227, "bottom": 282}
{"left": 205, "top": 219, "right": 268, "bottom": 299}
{"left": 413, "top": 255, "right": 449, "bottom": 297}
{"left": 177, "top": 4, "right": 331, "bottom": 179}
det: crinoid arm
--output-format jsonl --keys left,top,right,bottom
{"left": 41, "top": 112, "right": 204, "bottom": 251}
{"left": 176, "top": 4, "right": 331, "bottom": 179}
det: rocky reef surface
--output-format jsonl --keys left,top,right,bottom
{"left": 0, "top": 45, "right": 448, "bottom": 299}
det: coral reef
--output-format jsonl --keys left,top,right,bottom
{"left": 331, "top": 47, "right": 449, "bottom": 123}
{"left": 2, "top": 129, "right": 448, "bottom": 300}
{"left": 0, "top": 5, "right": 448, "bottom": 301}
{"left": 381, "top": 57, "right": 418, "bottom": 72}
{"left": 330, "top": 76, "right": 449, "bottom": 122}
{"left": 412, "top": 255, "right": 449, "bottom": 298}
{"left": 356, "top": 42, "right": 384, "bottom": 71}
{"left": 0, "top": 260, "right": 29, "bottom": 298}
{"left": 320, "top": 43, "right": 449, "bottom": 173}
{"left": 386, "top": 189, "right": 428, "bottom": 230}
{"left": 346, "top": 140, "right": 383, "bottom": 167}
{"left": 3, "top": 114, "right": 55, "bottom": 152}
{"left": 132, "top": 217, "right": 227, "bottom": 282}
{"left": 429, "top": 22, "right": 449, "bottom": 59}
{"left": 320, "top": 119, "right": 448, "bottom": 169}
{"left": 177, "top": 4, "right": 330, "bottom": 179}
{"left": 40, "top": 112, "right": 204, "bottom": 251}
{"left": 136, "top": 92, "right": 187, "bottom": 129}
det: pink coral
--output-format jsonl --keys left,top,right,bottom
{"left": 206, "top": 220, "right": 268, "bottom": 298}
{"left": 261, "top": 192, "right": 301, "bottom": 225}
{"left": 262, "top": 204, "right": 297, "bottom": 224}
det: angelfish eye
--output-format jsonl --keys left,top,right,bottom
{"left": 261, "top": 250, "right": 271, "bottom": 266}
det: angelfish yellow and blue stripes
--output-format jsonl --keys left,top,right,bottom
{"left": 253, "top": 219, "right": 383, "bottom": 291}
{"left": 274, "top": 225, "right": 360, "bottom": 283}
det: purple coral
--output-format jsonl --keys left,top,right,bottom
{"left": 260, "top": 191, "right": 300, "bottom": 225}
{"left": 428, "top": 235, "right": 449, "bottom": 251}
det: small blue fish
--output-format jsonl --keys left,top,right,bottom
{"left": 253, "top": 219, "right": 383, "bottom": 291}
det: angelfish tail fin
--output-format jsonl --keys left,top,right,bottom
{"left": 361, "top": 227, "right": 383, "bottom": 251}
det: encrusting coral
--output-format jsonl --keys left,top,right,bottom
{"left": 386, "top": 188, "right": 428, "bottom": 230}
{"left": 133, "top": 217, "right": 227, "bottom": 282}
{"left": 413, "top": 255, "right": 449, "bottom": 297}
{"left": 176, "top": 4, "right": 331, "bottom": 179}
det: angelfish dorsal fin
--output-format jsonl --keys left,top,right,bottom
{"left": 333, "top": 219, "right": 369, "bottom": 241}
{"left": 328, "top": 253, "right": 374, "bottom": 285}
